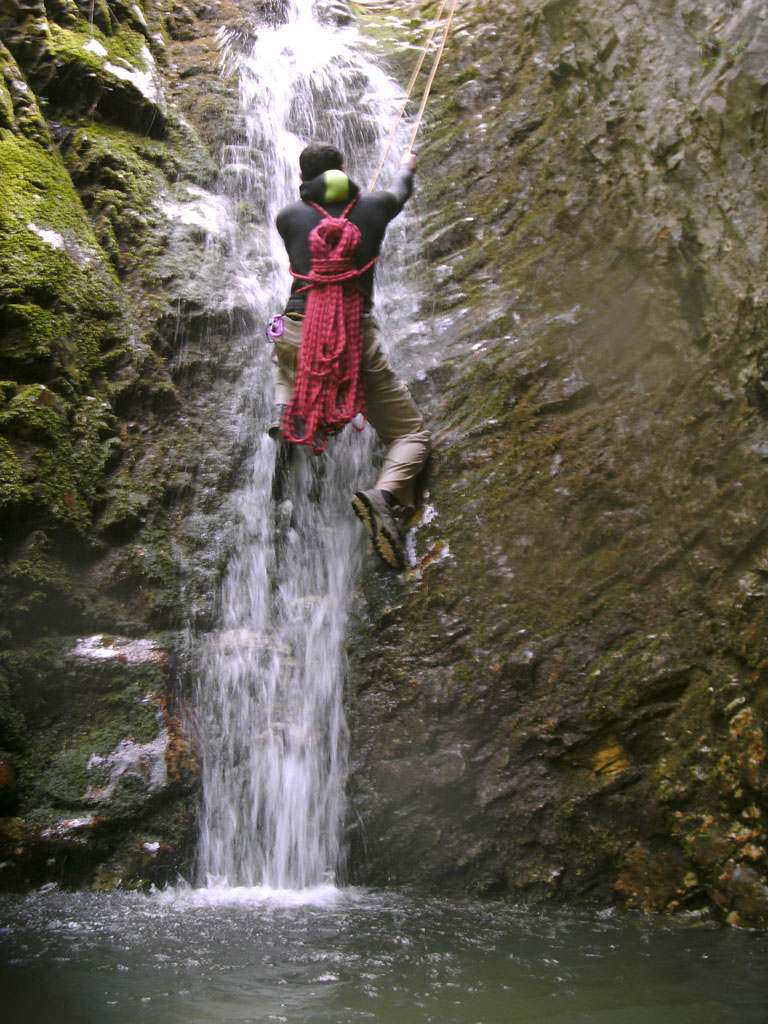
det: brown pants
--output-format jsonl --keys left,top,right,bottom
{"left": 272, "top": 315, "right": 431, "bottom": 508}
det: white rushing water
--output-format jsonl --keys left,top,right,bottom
{"left": 194, "top": 0, "right": 416, "bottom": 892}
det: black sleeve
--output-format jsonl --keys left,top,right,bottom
{"left": 276, "top": 205, "right": 290, "bottom": 241}
{"left": 380, "top": 165, "right": 414, "bottom": 214}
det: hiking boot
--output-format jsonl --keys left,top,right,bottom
{"left": 351, "top": 489, "right": 409, "bottom": 570}
{"left": 268, "top": 403, "right": 287, "bottom": 440}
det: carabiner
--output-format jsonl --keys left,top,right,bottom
{"left": 265, "top": 314, "right": 284, "bottom": 339}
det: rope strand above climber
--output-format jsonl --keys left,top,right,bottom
{"left": 368, "top": 0, "right": 459, "bottom": 192}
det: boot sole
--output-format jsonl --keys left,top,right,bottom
{"left": 351, "top": 492, "right": 406, "bottom": 570}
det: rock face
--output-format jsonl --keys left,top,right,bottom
{"left": 0, "top": 633, "right": 193, "bottom": 888}
{"left": 0, "top": 0, "right": 258, "bottom": 887}
{"left": 0, "top": 0, "right": 766, "bottom": 927}
{"left": 346, "top": 0, "right": 768, "bottom": 929}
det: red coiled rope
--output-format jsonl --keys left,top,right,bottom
{"left": 282, "top": 197, "right": 376, "bottom": 454}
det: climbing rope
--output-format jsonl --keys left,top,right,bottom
{"left": 368, "top": 0, "right": 460, "bottom": 192}
{"left": 282, "top": 198, "right": 375, "bottom": 453}
{"left": 368, "top": 0, "right": 450, "bottom": 191}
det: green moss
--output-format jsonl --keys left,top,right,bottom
{"left": 0, "top": 132, "right": 97, "bottom": 242}
{"left": 0, "top": 382, "right": 125, "bottom": 530}
{"left": 48, "top": 20, "right": 152, "bottom": 74}
{"left": 455, "top": 64, "right": 482, "bottom": 86}
{"left": 0, "top": 436, "right": 31, "bottom": 511}
{"left": 89, "top": 0, "right": 113, "bottom": 35}
{"left": 99, "top": 472, "right": 158, "bottom": 537}
{"left": 0, "top": 71, "right": 13, "bottom": 130}
{"left": 8, "top": 533, "right": 72, "bottom": 589}
{"left": 0, "top": 0, "right": 221, "bottom": 887}
{"left": 0, "top": 385, "right": 67, "bottom": 445}
{"left": 0, "top": 81, "right": 155, "bottom": 536}
{"left": 46, "top": 23, "right": 105, "bottom": 73}
{"left": 11, "top": 651, "right": 168, "bottom": 815}
{"left": 1, "top": 303, "right": 62, "bottom": 363}
{"left": 0, "top": 152, "right": 126, "bottom": 378}
{"left": 14, "top": 8, "right": 165, "bottom": 139}
{"left": 0, "top": 669, "right": 27, "bottom": 750}
{"left": 124, "top": 527, "right": 183, "bottom": 626}
{"left": 349, "top": 0, "right": 418, "bottom": 58}
{"left": 109, "top": 21, "right": 155, "bottom": 65}
{"left": 1, "top": 533, "right": 133, "bottom": 643}
{"left": 2, "top": 535, "right": 84, "bottom": 633}
{"left": 64, "top": 121, "right": 167, "bottom": 266}
{"left": 0, "top": 226, "right": 128, "bottom": 384}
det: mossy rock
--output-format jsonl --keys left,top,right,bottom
{"left": 0, "top": 436, "right": 32, "bottom": 514}
{"left": 0, "top": 630, "right": 196, "bottom": 888}
{"left": 4, "top": 14, "right": 168, "bottom": 137}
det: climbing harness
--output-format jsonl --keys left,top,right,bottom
{"left": 281, "top": 196, "right": 376, "bottom": 454}
{"left": 368, "top": 0, "right": 460, "bottom": 192}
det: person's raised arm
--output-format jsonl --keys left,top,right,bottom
{"left": 385, "top": 152, "right": 418, "bottom": 209}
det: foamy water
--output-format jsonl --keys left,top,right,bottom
{"left": 191, "top": 0, "right": 419, "bottom": 890}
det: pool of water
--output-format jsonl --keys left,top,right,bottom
{"left": 1, "top": 886, "right": 766, "bottom": 1023}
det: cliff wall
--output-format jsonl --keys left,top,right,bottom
{"left": 0, "top": 0, "right": 766, "bottom": 927}
{"left": 0, "top": 0, "right": 252, "bottom": 887}
{"left": 347, "top": 0, "right": 768, "bottom": 929}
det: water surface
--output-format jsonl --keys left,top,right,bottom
{"left": 1, "top": 887, "right": 765, "bottom": 1023}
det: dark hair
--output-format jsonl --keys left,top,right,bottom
{"left": 299, "top": 142, "right": 344, "bottom": 181}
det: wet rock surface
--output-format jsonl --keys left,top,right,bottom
{"left": 0, "top": 0, "right": 766, "bottom": 925}
{"left": 0, "top": 632, "right": 195, "bottom": 888}
{"left": 346, "top": 0, "right": 768, "bottom": 927}
{"left": 0, "top": 0, "right": 260, "bottom": 887}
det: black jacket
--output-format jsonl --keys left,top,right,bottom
{"left": 275, "top": 166, "right": 414, "bottom": 314}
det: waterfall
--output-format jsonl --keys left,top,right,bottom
{"left": 193, "top": 0, "right": 415, "bottom": 891}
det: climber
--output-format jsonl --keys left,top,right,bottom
{"left": 268, "top": 141, "right": 431, "bottom": 571}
